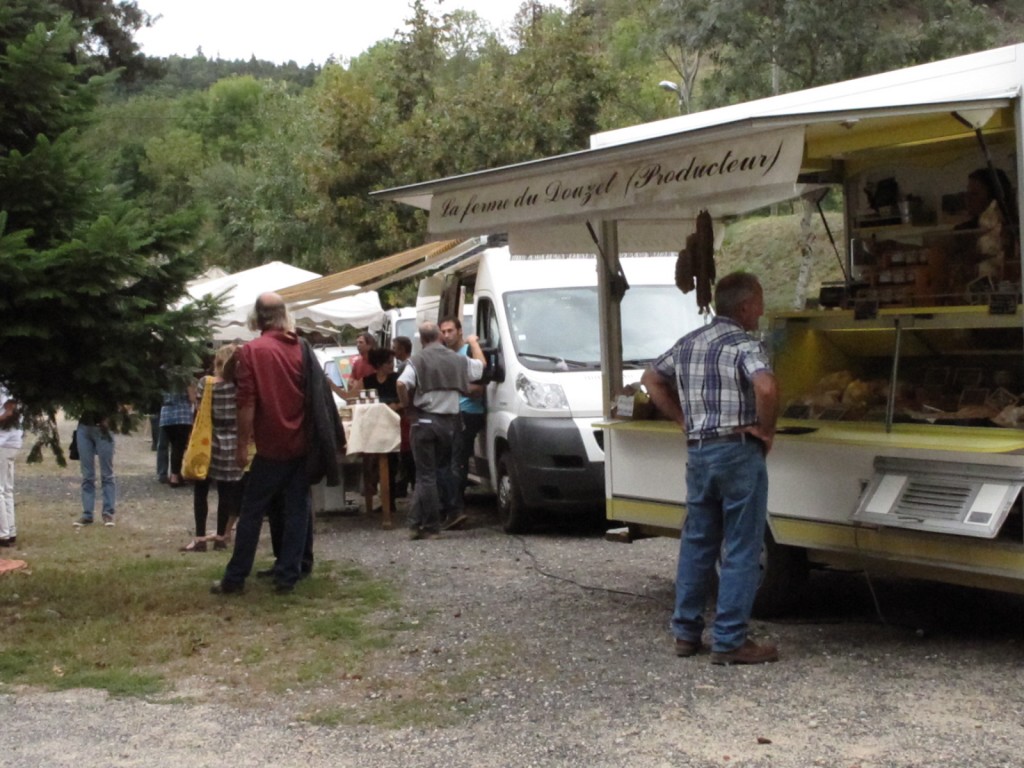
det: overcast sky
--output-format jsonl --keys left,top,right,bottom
{"left": 134, "top": 0, "right": 567, "bottom": 65}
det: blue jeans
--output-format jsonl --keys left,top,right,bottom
{"left": 671, "top": 438, "right": 768, "bottom": 652}
{"left": 77, "top": 424, "right": 116, "bottom": 518}
{"left": 223, "top": 455, "right": 310, "bottom": 588}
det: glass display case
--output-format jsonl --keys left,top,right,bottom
{"left": 771, "top": 306, "right": 1024, "bottom": 430}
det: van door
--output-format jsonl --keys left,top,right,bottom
{"left": 474, "top": 295, "right": 505, "bottom": 486}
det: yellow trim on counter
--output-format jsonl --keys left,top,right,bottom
{"left": 770, "top": 520, "right": 1024, "bottom": 581}
{"left": 606, "top": 497, "right": 684, "bottom": 531}
{"left": 775, "top": 420, "right": 1024, "bottom": 453}
{"left": 595, "top": 419, "right": 683, "bottom": 433}
{"left": 597, "top": 417, "right": 1024, "bottom": 453}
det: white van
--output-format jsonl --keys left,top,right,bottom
{"left": 377, "top": 307, "right": 419, "bottom": 350}
{"left": 421, "top": 246, "right": 703, "bottom": 532}
{"left": 378, "top": 304, "right": 475, "bottom": 354}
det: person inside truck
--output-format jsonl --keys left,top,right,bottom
{"left": 641, "top": 271, "right": 780, "bottom": 666}
{"left": 951, "top": 167, "right": 1017, "bottom": 288}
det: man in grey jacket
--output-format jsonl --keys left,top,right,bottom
{"left": 397, "top": 322, "right": 485, "bottom": 539}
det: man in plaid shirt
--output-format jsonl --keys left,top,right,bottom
{"left": 642, "top": 272, "right": 779, "bottom": 665}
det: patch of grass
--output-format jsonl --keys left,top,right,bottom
{"left": 6, "top": 424, "right": 506, "bottom": 728}
{"left": 0, "top": 541, "right": 406, "bottom": 702}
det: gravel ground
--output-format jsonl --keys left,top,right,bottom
{"left": 3, "top": 428, "right": 1024, "bottom": 767}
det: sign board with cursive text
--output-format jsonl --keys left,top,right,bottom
{"left": 428, "top": 127, "right": 805, "bottom": 235}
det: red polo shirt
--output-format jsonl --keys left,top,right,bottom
{"left": 235, "top": 329, "right": 306, "bottom": 460}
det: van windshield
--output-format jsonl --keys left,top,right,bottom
{"left": 504, "top": 285, "right": 699, "bottom": 371}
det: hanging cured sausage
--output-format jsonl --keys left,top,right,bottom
{"left": 674, "top": 210, "right": 716, "bottom": 313}
{"left": 694, "top": 209, "right": 715, "bottom": 313}
{"left": 675, "top": 233, "right": 696, "bottom": 294}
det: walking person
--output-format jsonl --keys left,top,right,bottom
{"left": 641, "top": 272, "right": 780, "bottom": 665}
{"left": 0, "top": 385, "right": 22, "bottom": 546}
{"left": 181, "top": 344, "right": 243, "bottom": 553}
{"left": 397, "top": 322, "right": 484, "bottom": 540}
{"left": 74, "top": 411, "right": 117, "bottom": 527}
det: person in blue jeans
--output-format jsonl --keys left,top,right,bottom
{"left": 74, "top": 414, "right": 116, "bottom": 527}
{"left": 641, "top": 272, "right": 780, "bottom": 665}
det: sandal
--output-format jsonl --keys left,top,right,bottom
{"left": 179, "top": 539, "right": 207, "bottom": 553}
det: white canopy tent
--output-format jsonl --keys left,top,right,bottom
{"left": 184, "top": 261, "right": 384, "bottom": 341}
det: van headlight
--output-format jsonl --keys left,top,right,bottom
{"left": 515, "top": 373, "right": 569, "bottom": 410}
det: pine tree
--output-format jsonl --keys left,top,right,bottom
{"left": 0, "top": 0, "right": 219, "bottom": 461}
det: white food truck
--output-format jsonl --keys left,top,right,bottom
{"left": 376, "top": 44, "right": 1024, "bottom": 616}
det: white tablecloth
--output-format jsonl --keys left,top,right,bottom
{"left": 344, "top": 402, "right": 401, "bottom": 454}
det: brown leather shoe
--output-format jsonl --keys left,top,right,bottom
{"left": 674, "top": 637, "right": 703, "bottom": 657}
{"left": 710, "top": 639, "right": 779, "bottom": 665}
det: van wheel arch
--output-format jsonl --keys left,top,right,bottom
{"left": 496, "top": 451, "right": 531, "bottom": 534}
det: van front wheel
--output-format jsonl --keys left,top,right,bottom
{"left": 497, "top": 453, "right": 530, "bottom": 534}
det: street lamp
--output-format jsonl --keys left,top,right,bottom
{"left": 658, "top": 80, "right": 684, "bottom": 113}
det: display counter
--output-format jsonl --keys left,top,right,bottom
{"left": 771, "top": 304, "right": 1024, "bottom": 430}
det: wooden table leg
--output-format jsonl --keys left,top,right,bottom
{"left": 378, "top": 454, "right": 392, "bottom": 529}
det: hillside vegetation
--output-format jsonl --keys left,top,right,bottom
{"left": 717, "top": 212, "right": 846, "bottom": 312}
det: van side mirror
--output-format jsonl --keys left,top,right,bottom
{"left": 484, "top": 347, "right": 505, "bottom": 384}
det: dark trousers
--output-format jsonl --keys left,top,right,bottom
{"left": 453, "top": 411, "right": 485, "bottom": 508}
{"left": 224, "top": 455, "right": 310, "bottom": 588}
{"left": 408, "top": 413, "right": 458, "bottom": 533}
{"left": 439, "top": 411, "right": 485, "bottom": 518}
{"left": 193, "top": 478, "right": 243, "bottom": 538}
{"left": 267, "top": 490, "right": 314, "bottom": 575}
{"left": 163, "top": 424, "right": 191, "bottom": 477}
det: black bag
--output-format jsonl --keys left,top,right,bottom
{"left": 68, "top": 430, "right": 79, "bottom": 461}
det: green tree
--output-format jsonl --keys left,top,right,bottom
{"left": 0, "top": 1, "right": 218, "bottom": 458}
{"left": 690, "top": 0, "right": 999, "bottom": 106}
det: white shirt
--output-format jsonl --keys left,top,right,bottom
{"left": 0, "top": 386, "right": 23, "bottom": 450}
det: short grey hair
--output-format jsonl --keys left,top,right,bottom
{"left": 714, "top": 272, "right": 761, "bottom": 319}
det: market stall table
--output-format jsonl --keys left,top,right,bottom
{"left": 342, "top": 401, "right": 402, "bottom": 529}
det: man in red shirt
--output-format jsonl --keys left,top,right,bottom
{"left": 212, "top": 292, "right": 310, "bottom": 595}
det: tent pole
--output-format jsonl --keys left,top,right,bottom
{"left": 595, "top": 220, "right": 623, "bottom": 419}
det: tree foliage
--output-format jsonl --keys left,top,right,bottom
{"left": 656, "top": 0, "right": 1002, "bottom": 108}
{"left": 0, "top": 0, "right": 218, "bottom": 456}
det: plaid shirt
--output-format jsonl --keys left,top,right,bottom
{"left": 159, "top": 391, "right": 193, "bottom": 427}
{"left": 196, "top": 377, "right": 244, "bottom": 482}
{"left": 652, "top": 316, "right": 771, "bottom": 440}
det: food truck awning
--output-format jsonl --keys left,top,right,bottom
{"left": 277, "top": 238, "right": 483, "bottom": 307}
{"left": 373, "top": 44, "right": 1023, "bottom": 253}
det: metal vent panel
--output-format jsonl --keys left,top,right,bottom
{"left": 852, "top": 457, "right": 1023, "bottom": 539}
